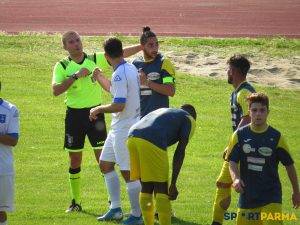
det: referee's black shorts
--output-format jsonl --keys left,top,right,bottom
{"left": 64, "top": 106, "right": 107, "bottom": 151}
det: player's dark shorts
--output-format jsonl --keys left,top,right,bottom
{"left": 64, "top": 106, "right": 107, "bottom": 151}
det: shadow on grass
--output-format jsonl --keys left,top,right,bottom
{"left": 170, "top": 217, "right": 201, "bottom": 225}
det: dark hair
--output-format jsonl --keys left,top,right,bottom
{"left": 181, "top": 104, "right": 197, "bottom": 120}
{"left": 247, "top": 92, "right": 269, "bottom": 110}
{"left": 103, "top": 37, "right": 123, "bottom": 58}
{"left": 227, "top": 55, "right": 251, "bottom": 76}
{"left": 140, "top": 26, "right": 157, "bottom": 45}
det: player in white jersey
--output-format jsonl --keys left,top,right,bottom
{"left": 0, "top": 84, "right": 20, "bottom": 225}
{"left": 89, "top": 37, "right": 142, "bottom": 225}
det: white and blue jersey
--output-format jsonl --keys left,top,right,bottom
{"left": 110, "top": 60, "right": 140, "bottom": 130}
{"left": 0, "top": 99, "right": 20, "bottom": 175}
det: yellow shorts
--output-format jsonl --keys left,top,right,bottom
{"left": 237, "top": 203, "right": 283, "bottom": 225}
{"left": 216, "top": 160, "right": 233, "bottom": 185}
{"left": 127, "top": 137, "right": 169, "bottom": 182}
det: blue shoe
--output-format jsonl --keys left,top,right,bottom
{"left": 97, "top": 207, "right": 123, "bottom": 221}
{"left": 123, "top": 214, "right": 143, "bottom": 225}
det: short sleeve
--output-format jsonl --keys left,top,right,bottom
{"left": 52, "top": 62, "right": 66, "bottom": 84}
{"left": 277, "top": 135, "right": 294, "bottom": 166}
{"left": 161, "top": 58, "right": 175, "bottom": 84}
{"left": 111, "top": 71, "right": 127, "bottom": 103}
{"left": 179, "top": 116, "right": 195, "bottom": 141}
{"left": 7, "top": 106, "right": 20, "bottom": 138}
{"left": 237, "top": 89, "right": 252, "bottom": 117}
{"left": 225, "top": 132, "right": 240, "bottom": 162}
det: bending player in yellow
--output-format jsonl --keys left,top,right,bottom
{"left": 127, "top": 105, "right": 196, "bottom": 225}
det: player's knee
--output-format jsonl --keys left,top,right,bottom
{"left": 99, "top": 161, "right": 114, "bottom": 174}
{"left": 120, "top": 170, "right": 130, "bottom": 182}
{"left": 220, "top": 196, "right": 231, "bottom": 210}
{"left": 69, "top": 153, "right": 82, "bottom": 168}
{"left": 0, "top": 211, "right": 7, "bottom": 222}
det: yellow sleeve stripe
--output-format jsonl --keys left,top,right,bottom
{"left": 277, "top": 135, "right": 290, "bottom": 153}
{"left": 225, "top": 131, "right": 239, "bottom": 160}
{"left": 237, "top": 89, "right": 252, "bottom": 116}
{"left": 161, "top": 58, "right": 175, "bottom": 77}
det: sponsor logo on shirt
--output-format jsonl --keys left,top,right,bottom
{"left": 114, "top": 75, "right": 122, "bottom": 82}
{"left": 147, "top": 72, "right": 160, "bottom": 80}
{"left": 258, "top": 147, "right": 273, "bottom": 157}
{"left": 242, "top": 144, "right": 255, "bottom": 154}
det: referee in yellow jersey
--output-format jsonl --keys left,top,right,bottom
{"left": 52, "top": 31, "right": 141, "bottom": 212}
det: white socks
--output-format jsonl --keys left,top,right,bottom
{"left": 0, "top": 221, "right": 7, "bottom": 225}
{"left": 104, "top": 170, "right": 121, "bottom": 209}
{"left": 126, "top": 180, "right": 142, "bottom": 217}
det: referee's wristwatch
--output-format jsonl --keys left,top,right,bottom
{"left": 71, "top": 73, "right": 78, "bottom": 80}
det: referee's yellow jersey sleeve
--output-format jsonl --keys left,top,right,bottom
{"left": 237, "top": 89, "right": 252, "bottom": 116}
{"left": 52, "top": 62, "right": 66, "bottom": 84}
{"left": 96, "top": 52, "right": 112, "bottom": 76}
{"left": 161, "top": 58, "right": 175, "bottom": 84}
{"left": 225, "top": 131, "right": 239, "bottom": 161}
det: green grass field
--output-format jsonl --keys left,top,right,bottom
{"left": 0, "top": 34, "right": 299, "bottom": 225}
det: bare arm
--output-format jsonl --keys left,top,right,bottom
{"left": 89, "top": 103, "right": 125, "bottom": 121}
{"left": 93, "top": 68, "right": 111, "bottom": 92}
{"left": 123, "top": 44, "right": 142, "bottom": 58}
{"left": 148, "top": 81, "right": 175, "bottom": 97}
{"left": 52, "top": 68, "right": 90, "bottom": 96}
{"left": 0, "top": 135, "right": 18, "bottom": 147}
{"left": 237, "top": 115, "right": 251, "bottom": 129}
{"left": 140, "top": 71, "right": 175, "bottom": 97}
{"left": 285, "top": 164, "right": 300, "bottom": 208}
{"left": 169, "top": 138, "right": 188, "bottom": 200}
{"left": 229, "top": 161, "right": 245, "bottom": 193}
{"left": 52, "top": 77, "right": 75, "bottom": 96}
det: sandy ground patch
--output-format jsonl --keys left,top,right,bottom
{"left": 164, "top": 52, "right": 300, "bottom": 89}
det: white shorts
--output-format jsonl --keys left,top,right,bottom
{"left": 100, "top": 129, "right": 130, "bottom": 171}
{"left": 0, "top": 175, "right": 14, "bottom": 212}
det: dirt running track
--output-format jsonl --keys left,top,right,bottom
{"left": 0, "top": 0, "right": 299, "bottom": 37}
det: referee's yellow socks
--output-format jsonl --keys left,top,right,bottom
{"left": 69, "top": 167, "right": 81, "bottom": 204}
{"left": 140, "top": 193, "right": 154, "bottom": 225}
{"left": 212, "top": 187, "right": 231, "bottom": 224}
{"left": 155, "top": 193, "right": 171, "bottom": 225}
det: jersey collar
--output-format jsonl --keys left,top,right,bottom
{"left": 68, "top": 53, "right": 87, "bottom": 65}
{"left": 114, "top": 59, "right": 126, "bottom": 71}
{"left": 250, "top": 124, "right": 269, "bottom": 133}
{"left": 235, "top": 80, "right": 247, "bottom": 91}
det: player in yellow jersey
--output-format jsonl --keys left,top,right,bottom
{"left": 211, "top": 55, "right": 255, "bottom": 225}
{"left": 227, "top": 93, "right": 300, "bottom": 225}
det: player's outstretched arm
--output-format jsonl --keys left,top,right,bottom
{"left": 93, "top": 68, "right": 111, "bottom": 92}
{"left": 123, "top": 44, "right": 142, "bottom": 58}
{"left": 0, "top": 135, "right": 18, "bottom": 147}
{"left": 89, "top": 103, "right": 125, "bottom": 121}
{"left": 285, "top": 164, "right": 300, "bottom": 209}
{"left": 169, "top": 138, "right": 188, "bottom": 200}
